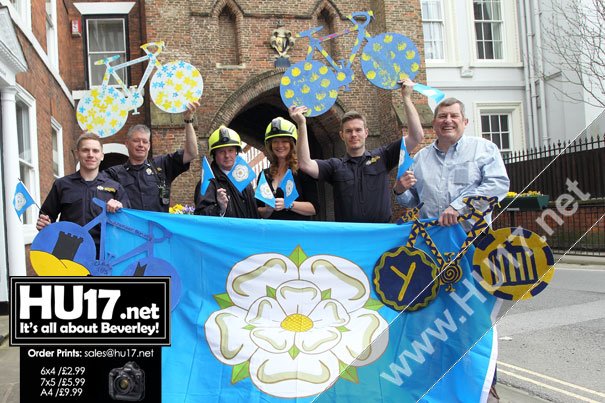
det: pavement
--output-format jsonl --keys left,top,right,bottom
{"left": 1, "top": 254, "right": 602, "bottom": 402}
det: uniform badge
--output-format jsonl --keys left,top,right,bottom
{"left": 366, "top": 156, "right": 381, "bottom": 165}
{"left": 146, "top": 168, "right": 153, "bottom": 175}
{"left": 97, "top": 185, "right": 104, "bottom": 190}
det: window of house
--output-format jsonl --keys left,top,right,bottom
{"left": 51, "top": 118, "right": 64, "bottom": 179}
{"left": 16, "top": 99, "right": 38, "bottom": 226}
{"left": 473, "top": 0, "right": 503, "bottom": 60}
{"left": 481, "top": 113, "right": 512, "bottom": 158}
{"left": 421, "top": 0, "right": 445, "bottom": 60}
{"left": 217, "top": 7, "right": 239, "bottom": 66}
{"left": 45, "top": 0, "right": 58, "bottom": 68}
{"left": 85, "top": 17, "right": 128, "bottom": 87}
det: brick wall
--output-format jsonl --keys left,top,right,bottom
{"left": 17, "top": 1, "right": 75, "bottom": 201}
{"left": 67, "top": 0, "right": 148, "bottom": 149}
{"left": 493, "top": 200, "right": 605, "bottom": 254}
{"left": 146, "top": 0, "right": 431, "bottom": 216}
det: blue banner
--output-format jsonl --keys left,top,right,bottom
{"left": 104, "top": 210, "right": 497, "bottom": 402}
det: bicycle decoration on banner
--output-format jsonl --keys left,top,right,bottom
{"left": 29, "top": 199, "right": 183, "bottom": 310}
{"left": 373, "top": 196, "right": 555, "bottom": 312}
{"left": 77, "top": 41, "right": 204, "bottom": 137}
{"left": 280, "top": 10, "right": 444, "bottom": 117}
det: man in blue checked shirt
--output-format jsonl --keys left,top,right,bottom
{"left": 394, "top": 97, "right": 509, "bottom": 402}
{"left": 394, "top": 97, "right": 510, "bottom": 228}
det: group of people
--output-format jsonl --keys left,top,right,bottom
{"left": 36, "top": 79, "right": 509, "bottom": 401}
{"left": 37, "top": 78, "right": 510, "bottom": 247}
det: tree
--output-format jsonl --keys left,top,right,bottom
{"left": 540, "top": 0, "right": 605, "bottom": 108}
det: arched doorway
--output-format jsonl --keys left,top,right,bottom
{"left": 211, "top": 73, "right": 345, "bottom": 221}
{"left": 100, "top": 143, "right": 128, "bottom": 171}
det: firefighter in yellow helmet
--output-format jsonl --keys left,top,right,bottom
{"left": 256, "top": 117, "right": 318, "bottom": 220}
{"left": 194, "top": 126, "right": 259, "bottom": 218}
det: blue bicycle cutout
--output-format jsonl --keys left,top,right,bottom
{"left": 30, "top": 199, "right": 183, "bottom": 310}
{"left": 280, "top": 11, "right": 421, "bottom": 117}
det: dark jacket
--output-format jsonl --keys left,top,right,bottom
{"left": 194, "top": 161, "right": 259, "bottom": 218}
{"left": 256, "top": 168, "right": 319, "bottom": 220}
{"left": 40, "top": 171, "right": 130, "bottom": 245}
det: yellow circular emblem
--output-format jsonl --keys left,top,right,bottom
{"left": 472, "top": 228, "right": 555, "bottom": 300}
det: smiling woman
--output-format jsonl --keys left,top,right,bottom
{"left": 257, "top": 117, "right": 319, "bottom": 220}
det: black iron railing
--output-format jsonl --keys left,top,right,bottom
{"left": 503, "top": 134, "right": 604, "bottom": 199}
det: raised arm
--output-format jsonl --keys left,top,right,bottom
{"left": 289, "top": 106, "right": 319, "bottom": 179}
{"left": 182, "top": 101, "right": 200, "bottom": 164}
{"left": 400, "top": 79, "right": 425, "bottom": 151}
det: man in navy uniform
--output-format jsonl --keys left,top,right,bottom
{"left": 105, "top": 102, "right": 199, "bottom": 212}
{"left": 292, "top": 79, "right": 424, "bottom": 222}
{"left": 36, "top": 132, "right": 129, "bottom": 248}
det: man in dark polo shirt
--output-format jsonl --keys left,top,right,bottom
{"left": 290, "top": 79, "right": 425, "bottom": 222}
{"left": 36, "top": 132, "right": 129, "bottom": 248}
{"left": 105, "top": 102, "right": 199, "bottom": 212}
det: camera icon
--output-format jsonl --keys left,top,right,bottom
{"left": 108, "top": 361, "right": 145, "bottom": 401}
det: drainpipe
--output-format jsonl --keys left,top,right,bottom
{"left": 532, "top": 0, "right": 550, "bottom": 146}
{"left": 519, "top": 0, "right": 536, "bottom": 149}
{"left": 522, "top": 0, "right": 541, "bottom": 149}
{"left": 1, "top": 87, "right": 27, "bottom": 277}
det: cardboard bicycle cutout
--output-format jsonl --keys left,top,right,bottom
{"left": 280, "top": 11, "right": 443, "bottom": 117}
{"left": 77, "top": 42, "right": 204, "bottom": 137}
{"left": 373, "top": 196, "right": 556, "bottom": 312}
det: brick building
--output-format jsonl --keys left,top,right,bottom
{"left": 1, "top": 0, "right": 79, "bottom": 303}
{"left": 0, "top": 0, "right": 149, "bottom": 303}
{"left": 145, "top": 0, "right": 431, "bottom": 219}
{"left": 1, "top": 0, "right": 428, "bottom": 304}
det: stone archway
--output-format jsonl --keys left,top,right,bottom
{"left": 209, "top": 70, "right": 347, "bottom": 220}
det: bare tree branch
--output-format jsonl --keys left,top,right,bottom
{"left": 539, "top": 0, "right": 605, "bottom": 108}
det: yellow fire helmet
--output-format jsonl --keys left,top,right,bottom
{"left": 264, "top": 117, "right": 298, "bottom": 144}
{"left": 209, "top": 126, "right": 242, "bottom": 153}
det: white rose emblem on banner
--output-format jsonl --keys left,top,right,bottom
{"left": 205, "top": 247, "right": 389, "bottom": 398}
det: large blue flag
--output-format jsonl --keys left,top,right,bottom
{"left": 105, "top": 211, "right": 497, "bottom": 402}
{"left": 13, "top": 180, "right": 36, "bottom": 219}
{"left": 227, "top": 155, "right": 255, "bottom": 192}
{"left": 199, "top": 156, "right": 215, "bottom": 195}
{"left": 278, "top": 169, "right": 299, "bottom": 208}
